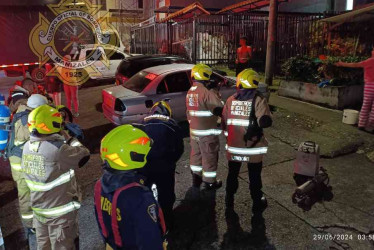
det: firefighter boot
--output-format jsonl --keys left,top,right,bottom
{"left": 192, "top": 173, "right": 203, "bottom": 188}
{"left": 252, "top": 196, "right": 268, "bottom": 215}
{"left": 203, "top": 180, "right": 222, "bottom": 190}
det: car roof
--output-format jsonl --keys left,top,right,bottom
{"left": 142, "top": 64, "right": 194, "bottom": 75}
{"left": 123, "top": 54, "right": 188, "bottom": 62}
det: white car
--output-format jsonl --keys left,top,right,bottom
{"left": 77, "top": 44, "right": 137, "bottom": 80}
{"left": 102, "top": 64, "right": 268, "bottom": 125}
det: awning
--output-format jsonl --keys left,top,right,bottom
{"left": 160, "top": 2, "right": 210, "bottom": 23}
{"left": 216, "top": 0, "right": 287, "bottom": 14}
{"left": 320, "top": 4, "right": 374, "bottom": 23}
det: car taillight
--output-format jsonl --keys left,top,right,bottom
{"left": 103, "top": 90, "right": 115, "bottom": 109}
{"left": 114, "top": 98, "right": 126, "bottom": 112}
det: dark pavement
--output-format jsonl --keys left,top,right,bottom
{"left": 0, "top": 74, "right": 373, "bottom": 249}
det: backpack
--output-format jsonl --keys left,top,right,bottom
{"left": 6, "top": 110, "right": 30, "bottom": 158}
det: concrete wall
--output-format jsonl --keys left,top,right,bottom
{"left": 278, "top": 81, "right": 364, "bottom": 110}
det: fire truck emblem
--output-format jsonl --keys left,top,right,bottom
{"left": 29, "top": 0, "right": 120, "bottom": 85}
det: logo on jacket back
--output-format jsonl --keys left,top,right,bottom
{"left": 187, "top": 93, "right": 199, "bottom": 108}
{"left": 230, "top": 100, "right": 252, "bottom": 116}
{"left": 22, "top": 154, "right": 46, "bottom": 177}
{"left": 100, "top": 197, "right": 122, "bottom": 221}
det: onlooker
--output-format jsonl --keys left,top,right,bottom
{"left": 61, "top": 55, "right": 80, "bottom": 117}
{"left": 45, "top": 63, "right": 62, "bottom": 105}
{"left": 235, "top": 37, "right": 252, "bottom": 76}
{"left": 336, "top": 49, "right": 374, "bottom": 133}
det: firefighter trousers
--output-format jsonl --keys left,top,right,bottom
{"left": 190, "top": 135, "right": 220, "bottom": 183}
{"left": 9, "top": 158, "right": 33, "bottom": 228}
{"left": 226, "top": 161, "right": 263, "bottom": 204}
{"left": 34, "top": 211, "right": 79, "bottom": 250}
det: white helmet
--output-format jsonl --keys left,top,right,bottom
{"left": 27, "top": 94, "right": 48, "bottom": 109}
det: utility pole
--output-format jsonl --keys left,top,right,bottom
{"left": 265, "top": 0, "right": 278, "bottom": 86}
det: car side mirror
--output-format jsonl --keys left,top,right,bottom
{"left": 145, "top": 100, "right": 154, "bottom": 108}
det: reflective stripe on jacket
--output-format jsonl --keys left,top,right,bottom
{"left": 186, "top": 81, "right": 223, "bottom": 137}
{"left": 22, "top": 134, "right": 90, "bottom": 219}
{"left": 222, "top": 93, "right": 271, "bottom": 163}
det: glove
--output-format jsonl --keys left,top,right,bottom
{"left": 65, "top": 123, "right": 84, "bottom": 140}
{"left": 244, "top": 117, "right": 263, "bottom": 142}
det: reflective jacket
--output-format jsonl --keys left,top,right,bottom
{"left": 8, "top": 104, "right": 32, "bottom": 170}
{"left": 222, "top": 90, "right": 272, "bottom": 163}
{"left": 94, "top": 169, "right": 165, "bottom": 250}
{"left": 22, "top": 134, "right": 90, "bottom": 222}
{"left": 186, "top": 81, "right": 223, "bottom": 137}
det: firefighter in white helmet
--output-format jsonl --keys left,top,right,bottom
{"left": 221, "top": 69, "right": 272, "bottom": 231}
{"left": 186, "top": 64, "right": 224, "bottom": 190}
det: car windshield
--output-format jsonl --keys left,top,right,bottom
{"left": 123, "top": 71, "right": 153, "bottom": 93}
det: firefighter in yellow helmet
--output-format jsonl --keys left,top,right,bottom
{"left": 140, "top": 100, "right": 184, "bottom": 229}
{"left": 221, "top": 69, "right": 272, "bottom": 233}
{"left": 94, "top": 125, "right": 167, "bottom": 250}
{"left": 186, "top": 64, "right": 224, "bottom": 190}
{"left": 22, "top": 104, "right": 90, "bottom": 249}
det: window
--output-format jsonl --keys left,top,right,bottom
{"left": 85, "top": 49, "right": 104, "bottom": 60}
{"left": 171, "top": 58, "right": 191, "bottom": 63}
{"left": 157, "top": 72, "right": 191, "bottom": 94}
{"left": 123, "top": 71, "right": 153, "bottom": 93}
{"left": 109, "top": 52, "right": 125, "bottom": 60}
{"left": 138, "top": 0, "right": 143, "bottom": 9}
{"left": 346, "top": 0, "right": 353, "bottom": 10}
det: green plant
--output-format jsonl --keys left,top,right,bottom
{"left": 281, "top": 56, "right": 319, "bottom": 83}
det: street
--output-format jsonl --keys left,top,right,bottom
{"left": 0, "top": 76, "right": 373, "bottom": 250}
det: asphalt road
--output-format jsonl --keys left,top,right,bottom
{"left": 0, "top": 74, "right": 373, "bottom": 250}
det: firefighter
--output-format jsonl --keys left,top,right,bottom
{"left": 94, "top": 125, "right": 167, "bottom": 250}
{"left": 221, "top": 69, "right": 272, "bottom": 229}
{"left": 7, "top": 94, "right": 48, "bottom": 232}
{"left": 8, "top": 83, "right": 30, "bottom": 114}
{"left": 22, "top": 104, "right": 90, "bottom": 249}
{"left": 186, "top": 64, "right": 224, "bottom": 190}
{"left": 141, "top": 100, "right": 184, "bottom": 229}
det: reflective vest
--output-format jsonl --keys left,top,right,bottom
{"left": 222, "top": 93, "right": 270, "bottom": 163}
{"left": 22, "top": 135, "right": 86, "bottom": 220}
{"left": 186, "top": 82, "right": 223, "bottom": 137}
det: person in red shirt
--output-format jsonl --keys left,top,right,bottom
{"left": 336, "top": 48, "right": 374, "bottom": 133}
{"left": 236, "top": 37, "right": 252, "bottom": 76}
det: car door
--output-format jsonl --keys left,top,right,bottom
{"left": 85, "top": 47, "right": 110, "bottom": 78}
{"left": 210, "top": 72, "right": 236, "bottom": 101}
{"left": 155, "top": 71, "right": 191, "bottom": 121}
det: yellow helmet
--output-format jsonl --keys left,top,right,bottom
{"left": 150, "top": 100, "right": 172, "bottom": 117}
{"left": 191, "top": 64, "right": 213, "bottom": 81}
{"left": 100, "top": 125, "right": 152, "bottom": 170}
{"left": 28, "top": 104, "right": 63, "bottom": 134}
{"left": 236, "top": 69, "right": 260, "bottom": 89}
